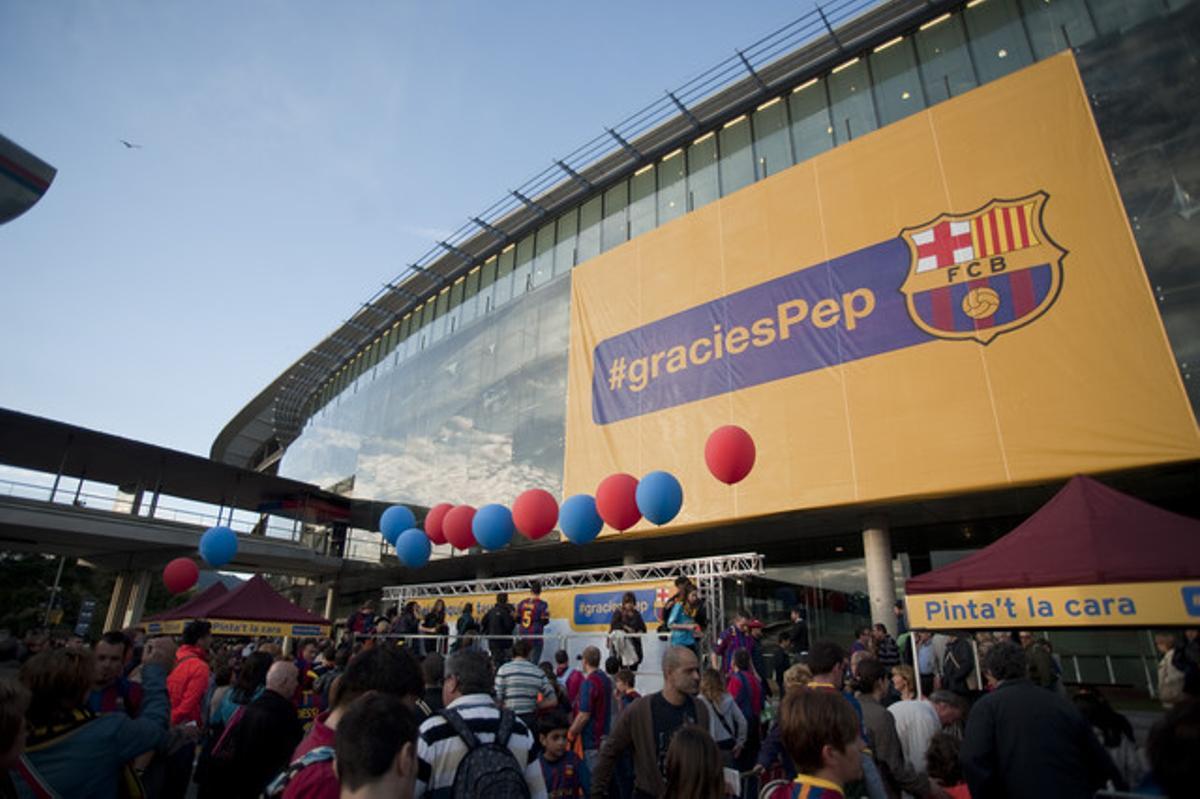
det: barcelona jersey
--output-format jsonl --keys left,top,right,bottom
{"left": 765, "top": 774, "right": 845, "bottom": 799}
{"left": 539, "top": 751, "right": 589, "bottom": 798}
{"left": 516, "top": 597, "right": 549, "bottom": 635}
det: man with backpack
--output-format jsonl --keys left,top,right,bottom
{"left": 414, "top": 649, "right": 546, "bottom": 798}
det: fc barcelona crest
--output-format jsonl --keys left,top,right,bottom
{"left": 899, "top": 192, "right": 1066, "bottom": 345}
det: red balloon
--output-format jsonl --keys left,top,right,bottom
{"left": 443, "top": 505, "right": 477, "bottom": 550}
{"left": 596, "top": 473, "right": 641, "bottom": 531}
{"left": 513, "top": 489, "right": 559, "bottom": 540}
{"left": 163, "top": 557, "right": 198, "bottom": 594}
{"left": 705, "top": 425, "right": 757, "bottom": 484}
{"left": 424, "top": 503, "right": 453, "bottom": 545}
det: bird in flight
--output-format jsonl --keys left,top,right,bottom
{"left": 120, "top": 139, "right": 142, "bottom": 149}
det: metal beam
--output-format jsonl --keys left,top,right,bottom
{"left": 665, "top": 91, "right": 702, "bottom": 131}
{"left": 554, "top": 159, "right": 593, "bottom": 192}
{"left": 359, "top": 303, "right": 392, "bottom": 321}
{"left": 510, "top": 189, "right": 547, "bottom": 217}
{"left": 384, "top": 281, "right": 422, "bottom": 302}
{"left": 606, "top": 128, "right": 643, "bottom": 162}
{"left": 736, "top": 49, "right": 770, "bottom": 93}
{"left": 471, "top": 216, "right": 510, "bottom": 245}
{"left": 408, "top": 263, "right": 449, "bottom": 289}
{"left": 438, "top": 240, "right": 475, "bottom": 266}
{"left": 382, "top": 552, "right": 764, "bottom": 603}
{"left": 817, "top": 6, "right": 845, "bottom": 52}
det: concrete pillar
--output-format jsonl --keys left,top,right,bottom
{"left": 123, "top": 571, "right": 152, "bottom": 627}
{"left": 863, "top": 516, "right": 898, "bottom": 637}
{"left": 323, "top": 584, "right": 336, "bottom": 620}
{"left": 104, "top": 572, "right": 134, "bottom": 632}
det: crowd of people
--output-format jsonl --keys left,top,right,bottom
{"left": 1, "top": 586, "right": 1197, "bottom": 799}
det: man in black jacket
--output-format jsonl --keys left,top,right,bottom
{"left": 940, "top": 632, "right": 974, "bottom": 697}
{"left": 961, "top": 641, "right": 1123, "bottom": 798}
{"left": 481, "top": 591, "right": 516, "bottom": 667}
{"left": 226, "top": 660, "right": 305, "bottom": 797}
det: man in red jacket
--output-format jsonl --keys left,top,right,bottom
{"left": 167, "top": 619, "right": 212, "bottom": 725}
{"left": 162, "top": 619, "right": 212, "bottom": 799}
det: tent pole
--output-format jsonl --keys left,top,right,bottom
{"left": 913, "top": 633, "right": 923, "bottom": 700}
{"left": 972, "top": 638, "right": 982, "bottom": 691}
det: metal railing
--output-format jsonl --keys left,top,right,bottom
{"left": 0, "top": 475, "right": 315, "bottom": 546}
{"left": 346, "top": 630, "right": 716, "bottom": 679}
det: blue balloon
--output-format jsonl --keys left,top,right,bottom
{"left": 199, "top": 525, "right": 238, "bottom": 568}
{"left": 472, "top": 504, "right": 514, "bottom": 551}
{"left": 560, "top": 494, "right": 603, "bottom": 544}
{"left": 380, "top": 505, "right": 416, "bottom": 546}
{"left": 396, "top": 528, "right": 431, "bottom": 568}
{"left": 635, "top": 470, "right": 683, "bottom": 525}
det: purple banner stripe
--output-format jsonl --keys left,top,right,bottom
{"left": 590, "top": 238, "right": 934, "bottom": 425}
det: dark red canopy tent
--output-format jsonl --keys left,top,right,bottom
{"left": 905, "top": 476, "right": 1200, "bottom": 630}
{"left": 145, "top": 582, "right": 228, "bottom": 624}
{"left": 146, "top": 575, "right": 330, "bottom": 637}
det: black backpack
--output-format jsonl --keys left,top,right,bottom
{"left": 440, "top": 707, "right": 530, "bottom": 799}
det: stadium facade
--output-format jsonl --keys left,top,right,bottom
{"left": 215, "top": 0, "right": 1200, "bottom": 666}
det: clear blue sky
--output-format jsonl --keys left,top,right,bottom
{"left": 1, "top": 1, "right": 810, "bottom": 458}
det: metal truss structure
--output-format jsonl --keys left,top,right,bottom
{"left": 382, "top": 551, "right": 764, "bottom": 634}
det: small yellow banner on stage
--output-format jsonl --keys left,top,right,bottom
{"left": 906, "top": 581, "right": 1200, "bottom": 629}
{"left": 145, "top": 619, "right": 331, "bottom": 637}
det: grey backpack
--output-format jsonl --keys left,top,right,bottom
{"left": 440, "top": 707, "right": 530, "bottom": 799}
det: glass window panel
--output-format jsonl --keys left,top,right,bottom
{"left": 461, "top": 267, "right": 480, "bottom": 325}
{"left": 871, "top": 38, "right": 926, "bottom": 126}
{"left": 1018, "top": 0, "right": 1097, "bottom": 57}
{"left": 494, "top": 246, "right": 515, "bottom": 308}
{"left": 395, "top": 316, "right": 410, "bottom": 363}
{"left": 431, "top": 289, "right": 451, "bottom": 343}
{"left": 916, "top": 14, "right": 978, "bottom": 104}
{"left": 718, "top": 116, "right": 754, "bottom": 195}
{"left": 417, "top": 302, "right": 432, "bottom": 350}
{"left": 533, "top": 223, "right": 556, "bottom": 287}
{"left": 577, "top": 196, "right": 602, "bottom": 263}
{"left": 513, "top": 235, "right": 535, "bottom": 296}
{"left": 1088, "top": 0, "right": 1160, "bottom": 35}
{"left": 553, "top": 210, "right": 577, "bottom": 275}
{"left": 447, "top": 279, "right": 465, "bottom": 335}
{"left": 965, "top": 0, "right": 1034, "bottom": 84}
{"left": 629, "top": 166, "right": 657, "bottom": 238}
{"left": 828, "top": 59, "right": 878, "bottom": 143}
{"left": 478, "top": 257, "right": 497, "bottom": 315}
{"left": 601, "top": 181, "right": 628, "bottom": 252}
{"left": 788, "top": 79, "right": 835, "bottom": 162}
{"left": 752, "top": 99, "right": 793, "bottom": 179}
{"left": 657, "top": 149, "right": 686, "bottom": 225}
{"left": 687, "top": 133, "right": 719, "bottom": 211}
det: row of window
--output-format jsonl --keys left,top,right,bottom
{"left": 307, "top": 0, "right": 1188, "bottom": 419}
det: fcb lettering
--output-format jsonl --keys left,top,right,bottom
{"left": 900, "top": 193, "right": 1066, "bottom": 345}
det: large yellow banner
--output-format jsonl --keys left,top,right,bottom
{"left": 564, "top": 53, "right": 1200, "bottom": 534}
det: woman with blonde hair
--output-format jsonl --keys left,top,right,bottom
{"left": 782, "top": 662, "right": 812, "bottom": 692}
{"left": 891, "top": 664, "right": 918, "bottom": 700}
{"left": 663, "top": 724, "right": 726, "bottom": 799}
{"left": 697, "top": 666, "right": 746, "bottom": 767}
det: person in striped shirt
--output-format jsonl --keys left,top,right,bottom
{"left": 414, "top": 649, "right": 546, "bottom": 798}
{"left": 495, "top": 638, "right": 558, "bottom": 733}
